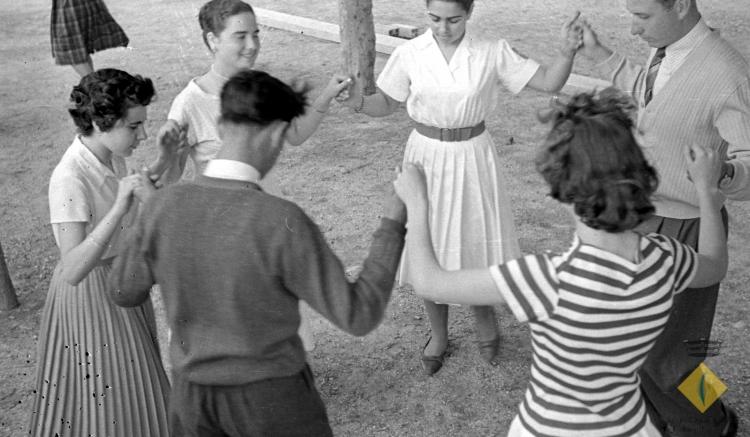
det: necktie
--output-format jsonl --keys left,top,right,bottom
{"left": 644, "top": 47, "right": 666, "bottom": 106}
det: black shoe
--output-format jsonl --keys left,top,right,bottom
{"left": 721, "top": 404, "right": 738, "bottom": 437}
{"left": 420, "top": 336, "right": 447, "bottom": 376}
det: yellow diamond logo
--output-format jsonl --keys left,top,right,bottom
{"left": 677, "top": 362, "right": 727, "bottom": 413}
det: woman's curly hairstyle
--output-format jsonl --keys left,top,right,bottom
{"left": 68, "top": 69, "right": 155, "bottom": 136}
{"left": 535, "top": 88, "right": 659, "bottom": 232}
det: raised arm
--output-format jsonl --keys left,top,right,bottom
{"left": 285, "top": 74, "right": 352, "bottom": 146}
{"left": 281, "top": 188, "right": 407, "bottom": 336}
{"left": 146, "top": 119, "right": 189, "bottom": 185}
{"left": 579, "top": 18, "right": 644, "bottom": 96}
{"left": 526, "top": 12, "right": 582, "bottom": 93}
{"left": 684, "top": 144, "right": 729, "bottom": 287}
{"left": 393, "top": 164, "right": 502, "bottom": 305}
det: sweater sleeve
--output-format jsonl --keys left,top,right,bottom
{"left": 716, "top": 77, "right": 750, "bottom": 200}
{"left": 280, "top": 213, "right": 406, "bottom": 336}
{"left": 595, "top": 52, "right": 646, "bottom": 103}
{"left": 108, "top": 201, "right": 157, "bottom": 307}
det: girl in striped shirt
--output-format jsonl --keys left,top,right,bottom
{"left": 393, "top": 89, "right": 728, "bottom": 436}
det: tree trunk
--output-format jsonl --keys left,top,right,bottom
{"left": 338, "top": 0, "right": 376, "bottom": 95}
{"left": 0, "top": 241, "right": 19, "bottom": 310}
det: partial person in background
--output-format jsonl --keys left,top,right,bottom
{"left": 28, "top": 69, "right": 171, "bottom": 437}
{"left": 51, "top": 0, "right": 129, "bottom": 77}
{"left": 148, "top": 0, "right": 351, "bottom": 350}
{"left": 578, "top": 1, "right": 750, "bottom": 434}
{"left": 109, "top": 70, "right": 407, "bottom": 437}
{"left": 342, "top": 0, "right": 582, "bottom": 375}
{"left": 394, "top": 89, "right": 728, "bottom": 437}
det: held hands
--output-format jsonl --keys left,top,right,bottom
{"left": 113, "top": 173, "right": 142, "bottom": 215}
{"left": 684, "top": 144, "right": 724, "bottom": 209}
{"left": 576, "top": 17, "right": 611, "bottom": 62}
{"left": 393, "top": 163, "right": 429, "bottom": 213}
{"left": 319, "top": 74, "right": 355, "bottom": 106}
{"left": 560, "top": 11, "right": 583, "bottom": 57}
{"left": 151, "top": 119, "right": 187, "bottom": 182}
{"left": 134, "top": 168, "right": 156, "bottom": 204}
{"left": 337, "top": 76, "right": 363, "bottom": 110}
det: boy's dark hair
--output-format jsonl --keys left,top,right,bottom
{"left": 426, "top": 0, "right": 473, "bottom": 13}
{"left": 535, "top": 88, "right": 658, "bottom": 232}
{"left": 220, "top": 70, "right": 307, "bottom": 126}
{"left": 69, "top": 69, "right": 155, "bottom": 136}
{"left": 198, "top": 0, "right": 255, "bottom": 49}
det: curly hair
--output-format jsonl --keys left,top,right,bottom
{"left": 426, "top": 0, "right": 473, "bottom": 13}
{"left": 220, "top": 70, "right": 307, "bottom": 126}
{"left": 198, "top": 0, "right": 255, "bottom": 49}
{"left": 68, "top": 69, "right": 155, "bottom": 136}
{"left": 535, "top": 88, "right": 659, "bottom": 232}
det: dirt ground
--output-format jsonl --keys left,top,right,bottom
{"left": 1, "top": 0, "right": 749, "bottom": 436}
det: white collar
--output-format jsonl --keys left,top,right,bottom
{"left": 203, "top": 159, "right": 261, "bottom": 184}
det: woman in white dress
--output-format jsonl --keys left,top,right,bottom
{"left": 343, "top": 0, "right": 582, "bottom": 375}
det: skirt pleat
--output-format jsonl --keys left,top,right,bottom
{"left": 28, "top": 262, "right": 170, "bottom": 437}
{"left": 398, "top": 130, "right": 521, "bottom": 285}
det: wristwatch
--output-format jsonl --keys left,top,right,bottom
{"left": 719, "top": 162, "right": 735, "bottom": 188}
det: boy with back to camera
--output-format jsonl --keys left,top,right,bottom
{"left": 109, "top": 70, "right": 407, "bottom": 437}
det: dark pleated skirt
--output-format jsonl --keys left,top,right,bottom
{"left": 28, "top": 262, "right": 170, "bottom": 437}
{"left": 50, "top": 0, "right": 129, "bottom": 65}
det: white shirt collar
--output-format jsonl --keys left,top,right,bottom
{"left": 203, "top": 159, "right": 261, "bottom": 184}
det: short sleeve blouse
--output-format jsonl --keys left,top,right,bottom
{"left": 376, "top": 29, "right": 540, "bottom": 128}
{"left": 168, "top": 79, "right": 222, "bottom": 177}
{"left": 48, "top": 137, "right": 127, "bottom": 258}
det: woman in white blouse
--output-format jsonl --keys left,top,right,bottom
{"left": 343, "top": 0, "right": 582, "bottom": 375}
{"left": 28, "top": 69, "right": 172, "bottom": 436}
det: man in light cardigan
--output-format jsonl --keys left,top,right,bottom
{"left": 578, "top": 0, "right": 750, "bottom": 436}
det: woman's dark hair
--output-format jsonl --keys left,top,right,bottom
{"left": 69, "top": 69, "right": 155, "bottom": 136}
{"left": 198, "top": 0, "right": 255, "bottom": 49}
{"left": 426, "top": 0, "right": 474, "bottom": 13}
{"left": 535, "top": 88, "right": 659, "bottom": 232}
{"left": 220, "top": 70, "right": 307, "bottom": 126}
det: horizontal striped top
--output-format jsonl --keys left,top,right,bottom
{"left": 489, "top": 233, "right": 697, "bottom": 436}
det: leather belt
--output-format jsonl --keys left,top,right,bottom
{"left": 414, "top": 121, "right": 485, "bottom": 142}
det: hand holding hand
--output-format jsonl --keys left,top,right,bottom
{"left": 578, "top": 17, "right": 611, "bottom": 61}
{"left": 685, "top": 144, "right": 723, "bottom": 189}
{"left": 383, "top": 176, "right": 407, "bottom": 225}
{"left": 114, "top": 173, "right": 141, "bottom": 214}
{"left": 560, "top": 11, "right": 583, "bottom": 57}
{"left": 338, "top": 76, "right": 364, "bottom": 110}
{"left": 151, "top": 120, "right": 187, "bottom": 182}
{"left": 393, "top": 163, "right": 429, "bottom": 212}
{"left": 320, "top": 74, "right": 354, "bottom": 104}
{"left": 133, "top": 168, "right": 157, "bottom": 204}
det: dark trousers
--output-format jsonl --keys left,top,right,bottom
{"left": 169, "top": 365, "right": 333, "bottom": 437}
{"left": 636, "top": 211, "right": 730, "bottom": 436}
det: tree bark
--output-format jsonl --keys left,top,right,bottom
{"left": 0, "top": 241, "right": 19, "bottom": 310}
{"left": 338, "top": 0, "right": 376, "bottom": 95}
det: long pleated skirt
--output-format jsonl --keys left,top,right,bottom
{"left": 398, "top": 129, "right": 521, "bottom": 285}
{"left": 28, "top": 261, "right": 170, "bottom": 437}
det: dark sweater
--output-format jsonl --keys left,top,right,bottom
{"left": 109, "top": 175, "right": 405, "bottom": 385}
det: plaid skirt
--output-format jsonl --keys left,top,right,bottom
{"left": 50, "top": 0, "right": 129, "bottom": 65}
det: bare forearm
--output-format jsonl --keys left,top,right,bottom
{"left": 286, "top": 95, "right": 330, "bottom": 146}
{"left": 61, "top": 207, "right": 126, "bottom": 285}
{"left": 694, "top": 190, "right": 728, "bottom": 286}
{"left": 539, "top": 52, "right": 577, "bottom": 93}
